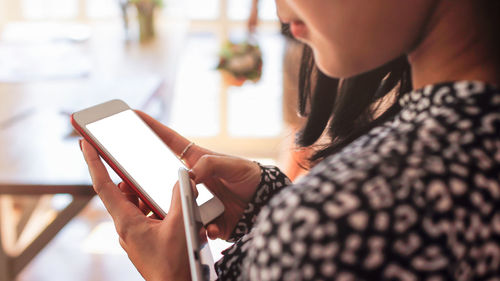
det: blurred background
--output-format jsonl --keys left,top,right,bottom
{"left": 0, "top": 0, "right": 301, "bottom": 280}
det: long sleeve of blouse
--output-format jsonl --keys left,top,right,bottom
{"left": 215, "top": 164, "right": 291, "bottom": 279}
{"left": 227, "top": 164, "right": 292, "bottom": 243}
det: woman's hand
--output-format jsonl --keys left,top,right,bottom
{"left": 81, "top": 140, "right": 191, "bottom": 281}
{"left": 190, "top": 155, "right": 261, "bottom": 240}
{"left": 136, "top": 111, "right": 262, "bottom": 240}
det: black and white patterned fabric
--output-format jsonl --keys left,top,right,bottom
{"left": 228, "top": 164, "right": 292, "bottom": 243}
{"left": 215, "top": 81, "right": 500, "bottom": 280}
{"left": 214, "top": 165, "right": 292, "bottom": 279}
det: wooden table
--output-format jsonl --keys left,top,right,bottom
{"left": 0, "top": 22, "right": 185, "bottom": 281}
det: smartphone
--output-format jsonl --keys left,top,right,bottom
{"left": 179, "top": 168, "right": 216, "bottom": 281}
{"left": 71, "top": 99, "right": 224, "bottom": 224}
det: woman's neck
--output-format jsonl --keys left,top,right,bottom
{"left": 408, "top": 0, "right": 500, "bottom": 90}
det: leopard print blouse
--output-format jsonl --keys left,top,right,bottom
{"left": 215, "top": 81, "right": 500, "bottom": 280}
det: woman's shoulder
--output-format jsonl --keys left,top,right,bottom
{"left": 396, "top": 80, "right": 500, "bottom": 132}
{"left": 243, "top": 81, "right": 500, "bottom": 279}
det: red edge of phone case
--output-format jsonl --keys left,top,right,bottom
{"left": 70, "top": 114, "right": 166, "bottom": 220}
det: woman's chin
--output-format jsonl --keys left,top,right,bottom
{"left": 315, "top": 54, "right": 390, "bottom": 79}
{"left": 313, "top": 57, "right": 357, "bottom": 79}
{"left": 311, "top": 49, "right": 360, "bottom": 79}
{"left": 313, "top": 46, "right": 406, "bottom": 79}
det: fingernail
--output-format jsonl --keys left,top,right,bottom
{"left": 79, "top": 139, "right": 83, "bottom": 151}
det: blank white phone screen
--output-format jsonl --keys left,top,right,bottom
{"left": 86, "top": 109, "right": 213, "bottom": 213}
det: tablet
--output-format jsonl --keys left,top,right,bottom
{"left": 178, "top": 168, "right": 217, "bottom": 281}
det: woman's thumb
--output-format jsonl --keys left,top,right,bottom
{"left": 189, "top": 155, "right": 237, "bottom": 184}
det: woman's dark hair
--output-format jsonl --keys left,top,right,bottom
{"left": 296, "top": 45, "right": 412, "bottom": 164}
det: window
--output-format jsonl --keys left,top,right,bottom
{"left": 170, "top": 0, "right": 284, "bottom": 159}
{"left": 228, "top": 0, "right": 277, "bottom": 21}
{"left": 21, "top": 0, "right": 79, "bottom": 19}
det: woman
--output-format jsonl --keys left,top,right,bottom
{"left": 81, "top": 0, "right": 500, "bottom": 280}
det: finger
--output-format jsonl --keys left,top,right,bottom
{"left": 138, "top": 200, "right": 156, "bottom": 217}
{"left": 199, "top": 226, "right": 208, "bottom": 244}
{"left": 134, "top": 110, "right": 219, "bottom": 168}
{"left": 167, "top": 181, "right": 183, "bottom": 217}
{"left": 81, "top": 140, "right": 143, "bottom": 220}
{"left": 146, "top": 210, "right": 161, "bottom": 220}
{"left": 190, "top": 179, "right": 199, "bottom": 198}
{"left": 118, "top": 182, "right": 139, "bottom": 206}
{"left": 206, "top": 223, "right": 220, "bottom": 240}
{"left": 190, "top": 155, "right": 251, "bottom": 184}
{"left": 119, "top": 237, "right": 127, "bottom": 250}
{"left": 117, "top": 182, "right": 154, "bottom": 215}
